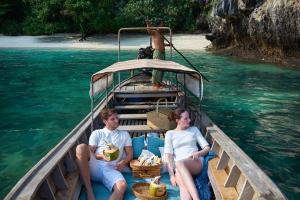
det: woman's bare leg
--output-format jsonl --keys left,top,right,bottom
{"left": 175, "top": 170, "right": 192, "bottom": 200}
{"left": 175, "top": 158, "right": 203, "bottom": 200}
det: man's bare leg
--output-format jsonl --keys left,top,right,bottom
{"left": 109, "top": 180, "right": 127, "bottom": 200}
{"left": 76, "top": 144, "right": 95, "bottom": 200}
{"left": 175, "top": 159, "right": 202, "bottom": 200}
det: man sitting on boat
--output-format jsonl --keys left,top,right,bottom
{"left": 76, "top": 108, "right": 133, "bottom": 200}
{"left": 164, "top": 108, "right": 210, "bottom": 200}
{"left": 146, "top": 18, "right": 166, "bottom": 89}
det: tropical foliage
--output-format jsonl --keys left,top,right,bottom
{"left": 0, "top": 0, "right": 211, "bottom": 36}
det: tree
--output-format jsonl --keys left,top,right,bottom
{"left": 0, "top": 0, "right": 26, "bottom": 35}
{"left": 63, "top": 0, "right": 95, "bottom": 40}
{"left": 122, "top": 0, "right": 196, "bottom": 32}
{"left": 23, "top": 0, "right": 70, "bottom": 35}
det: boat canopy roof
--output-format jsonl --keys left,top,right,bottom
{"left": 91, "top": 59, "right": 201, "bottom": 82}
{"left": 90, "top": 59, "right": 203, "bottom": 98}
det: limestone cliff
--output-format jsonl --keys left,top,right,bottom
{"left": 206, "top": 0, "right": 300, "bottom": 66}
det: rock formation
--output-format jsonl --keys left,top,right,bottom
{"left": 206, "top": 0, "right": 300, "bottom": 66}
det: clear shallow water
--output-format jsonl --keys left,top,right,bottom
{"left": 0, "top": 49, "right": 299, "bottom": 199}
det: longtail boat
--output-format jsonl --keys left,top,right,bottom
{"left": 4, "top": 28, "right": 286, "bottom": 200}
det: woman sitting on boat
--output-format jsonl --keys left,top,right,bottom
{"left": 164, "top": 108, "right": 210, "bottom": 200}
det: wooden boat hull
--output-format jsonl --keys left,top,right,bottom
{"left": 5, "top": 65, "right": 286, "bottom": 200}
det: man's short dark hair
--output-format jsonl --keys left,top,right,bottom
{"left": 100, "top": 108, "right": 117, "bottom": 121}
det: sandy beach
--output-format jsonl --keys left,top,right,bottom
{"left": 0, "top": 33, "right": 211, "bottom": 50}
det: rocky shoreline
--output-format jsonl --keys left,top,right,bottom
{"left": 207, "top": 45, "right": 300, "bottom": 68}
{"left": 205, "top": 0, "right": 300, "bottom": 68}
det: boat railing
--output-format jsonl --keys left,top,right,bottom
{"left": 199, "top": 113, "right": 287, "bottom": 200}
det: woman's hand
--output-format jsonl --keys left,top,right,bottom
{"left": 190, "top": 152, "right": 200, "bottom": 160}
{"left": 170, "top": 175, "right": 177, "bottom": 186}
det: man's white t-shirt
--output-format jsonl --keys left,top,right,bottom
{"left": 89, "top": 127, "right": 132, "bottom": 165}
{"left": 164, "top": 126, "right": 209, "bottom": 161}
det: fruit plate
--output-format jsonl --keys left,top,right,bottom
{"left": 131, "top": 183, "right": 167, "bottom": 200}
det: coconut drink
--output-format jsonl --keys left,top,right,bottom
{"left": 149, "top": 176, "right": 166, "bottom": 197}
{"left": 103, "top": 143, "right": 119, "bottom": 161}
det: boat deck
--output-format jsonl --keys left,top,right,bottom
{"left": 79, "top": 173, "right": 179, "bottom": 200}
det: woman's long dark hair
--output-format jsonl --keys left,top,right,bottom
{"left": 171, "top": 108, "right": 188, "bottom": 121}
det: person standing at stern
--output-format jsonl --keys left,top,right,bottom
{"left": 145, "top": 18, "right": 166, "bottom": 89}
{"left": 164, "top": 108, "right": 210, "bottom": 200}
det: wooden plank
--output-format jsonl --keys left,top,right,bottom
{"left": 71, "top": 180, "right": 82, "bottom": 200}
{"left": 208, "top": 157, "right": 238, "bottom": 200}
{"left": 46, "top": 176, "right": 57, "bottom": 196}
{"left": 237, "top": 180, "right": 255, "bottom": 200}
{"left": 115, "top": 104, "right": 177, "bottom": 110}
{"left": 118, "top": 85, "right": 176, "bottom": 92}
{"left": 217, "top": 150, "right": 230, "bottom": 170}
{"left": 116, "top": 101, "right": 177, "bottom": 105}
{"left": 236, "top": 174, "right": 246, "bottom": 195}
{"left": 55, "top": 172, "right": 79, "bottom": 200}
{"left": 36, "top": 179, "right": 56, "bottom": 200}
{"left": 225, "top": 159, "right": 234, "bottom": 174}
{"left": 51, "top": 165, "right": 68, "bottom": 190}
{"left": 118, "top": 125, "right": 161, "bottom": 132}
{"left": 115, "top": 92, "right": 177, "bottom": 98}
{"left": 225, "top": 165, "right": 241, "bottom": 187}
{"left": 211, "top": 140, "right": 221, "bottom": 156}
{"left": 115, "top": 87, "right": 178, "bottom": 93}
{"left": 58, "top": 161, "right": 66, "bottom": 176}
{"left": 118, "top": 114, "right": 147, "bottom": 120}
{"left": 64, "top": 152, "right": 77, "bottom": 173}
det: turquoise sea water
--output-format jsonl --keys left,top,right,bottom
{"left": 0, "top": 49, "right": 299, "bottom": 199}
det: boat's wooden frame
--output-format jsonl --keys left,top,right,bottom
{"left": 4, "top": 28, "right": 287, "bottom": 200}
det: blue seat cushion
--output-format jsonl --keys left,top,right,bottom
{"left": 132, "top": 136, "right": 145, "bottom": 159}
{"left": 147, "top": 136, "right": 164, "bottom": 157}
{"left": 79, "top": 173, "right": 179, "bottom": 200}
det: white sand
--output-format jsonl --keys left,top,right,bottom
{"left": 0, "top": 33, "right": 210, "bottom": 50}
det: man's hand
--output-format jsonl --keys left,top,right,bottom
{"left": 115, "top": 160, "right": 126, "bottom": 171}
{"left": 145, "top": 19, "right": 151, "bottom": 26}
{"left": 95, "top": 153, "right": 110, "bottom": 162}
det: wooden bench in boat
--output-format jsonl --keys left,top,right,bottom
{"left": 201, "top": 118, "right": 286, "bottom": 200}
{"left": 114, "top": 90, "right": 178, "bottom": 98}
{"left": 115, "top": 104, "right": 177, "bottom": 110}
{"left": 118, "top": 114, "right": 147, "bottom": 120}
{"left": 118, "top": 125, "right": 160, "bottom": 132}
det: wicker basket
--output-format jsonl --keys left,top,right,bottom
{"left": 132, "top": 183, "right": 167, "bottom": 200}
{"left": 146, "top": 98, "right": 176, "bottom": 130}
{"left": 130, "top": 160, "right": 161, "bottom": 179}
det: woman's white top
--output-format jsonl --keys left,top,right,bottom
{"left": 164, "top": 126, "right": 209, "bottom": 161}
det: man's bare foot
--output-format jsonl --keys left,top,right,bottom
{"left": 152, "top": 83, "right": 163, "bottom": 89}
